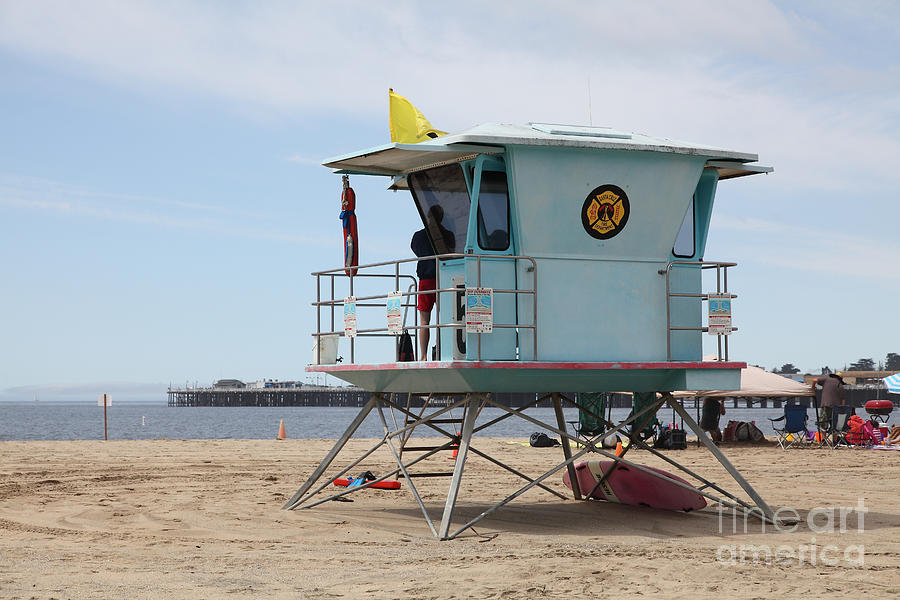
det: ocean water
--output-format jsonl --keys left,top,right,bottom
{"left": 0, "top": 401, "right": 792, "bottom": 441}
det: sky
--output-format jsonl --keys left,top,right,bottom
{"left": 1, "top": 1, "right": 899, "bottom": 401}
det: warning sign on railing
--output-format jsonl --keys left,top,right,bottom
{"left": 465, "top": 288, "right": 493, "bottom": 334}
{"left": 386, "top": 291, "right": 402, "bottom": 335}
{"left": 344, "top": 297, "right": 357, "bottom": 338}
{"left": 708, "top": 293, "right": 733, "bottom": 335}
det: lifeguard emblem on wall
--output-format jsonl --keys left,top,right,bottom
{"left": 581, "top": 184, "right": 630, "bottom": 239}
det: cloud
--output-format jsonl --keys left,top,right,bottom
{"left": 2, "top": 381, "right": 167, "bottom": 399}
{"left": 0, "top": 3, "right": 879, "bottom": 111}
{"left": 713, "top": 213, "right": 900, "bottom": 283}
{"left": 286, "top": 153, "right": 323, "bottom": 166}
{"left": 0, "top": 173, "right": 330, "bottom": 245}
{"left": 1, "top": 1, "right": 897, "bottom": 196}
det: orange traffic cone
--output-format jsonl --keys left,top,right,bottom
{"left": 448, "top": 433, "right": 459, "bottom": 459}
{"left": 276, "top": 419, "right": 286, "bottom": 440}
{"left": 615, "top": 441, "right": 624, "bottom": 457}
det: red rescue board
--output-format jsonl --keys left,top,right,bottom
{"left": 563, "top": 460, "right": 706, "bottom": 512}
{"left": 332, "top": 477, "right": 401, "bottom": 490}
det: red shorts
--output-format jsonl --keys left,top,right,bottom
{"left": 417, "top": 278, "right": 436, "bottom": 312}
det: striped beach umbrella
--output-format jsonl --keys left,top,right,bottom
{"left": 883, "top": 373, "right": 900, "bottom": 395}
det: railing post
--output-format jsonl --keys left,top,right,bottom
{"left": 316, "top": 275, "right": 321, "bottom": 358}
{"left": 395, "top": 262, "right": 400, "bottom": 360}
{"left": 309, "top": 254, "right": 539, "bottom": 366}
{"left": 349, "top": 272, "right": 355, "bottom": 364}
{"left": 532, "top": 258, "right": 538, "bottom": 360}
{"left": 477, "top": 255, "right": 482, "bottom": 361}
{"left": 723, "top": 265, "right": 730, "bottom": 361}
{"left": 435, "top": 256, "right": 441, "bottom": 361}
{"left": 665, "top": 263, "right": 672, "bottom": 361}
{"left": 660, "top": 260, "right": 737, "bottom": 362}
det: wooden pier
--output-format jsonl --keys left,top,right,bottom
{"left": 167, "top": 385, "right": 370, "bottom": 407}
{"left": 166, "top": 384, "right": 542, "bottom": 408}
{"left": 166, "top": 384, "right": 894, "bottom": 409}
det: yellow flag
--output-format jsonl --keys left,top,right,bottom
{"left": 389, "top": 89, "right": 447, "bottom": 143}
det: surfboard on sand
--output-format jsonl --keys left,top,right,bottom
{"left": 563, "top": 460, "right": 706, "bottom": 512}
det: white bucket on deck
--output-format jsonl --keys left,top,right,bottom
{"left": 313, "top": 334, "right": 339, "bottom": 365}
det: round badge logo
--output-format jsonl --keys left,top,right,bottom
{"left": 581, "top": 184, "right": 629, "bottom": 239}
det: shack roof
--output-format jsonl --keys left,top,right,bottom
{"left": 323, "top": 122, "right": 771, "bottom": 184}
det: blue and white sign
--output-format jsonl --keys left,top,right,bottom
{"left": 343, "top": 296, "right": 357, "bottom": 338}
{"left": 708, "top": 293, "right": 733, "bottom": 335}
{"left": 465, "top": 287, "right": 493, "bottom": 334}
{"left": 386, "top": 291, "right": 402, "bottom": 335}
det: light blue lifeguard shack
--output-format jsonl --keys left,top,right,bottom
{"left": 286, "top": 122, "right": 776, "bottom": 539}
{"left": 308, "top": 123, "right": 770, "bottom": 393}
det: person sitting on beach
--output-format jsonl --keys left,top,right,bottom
{"left": 889, "top": 425, "right": 900, "bottom": 445}
{"left": 699, "top": 397, "right": 725, "bottom": 442}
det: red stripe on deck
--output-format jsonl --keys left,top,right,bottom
{"left": 308, "top": 360, "right": 746, "bottom": 373}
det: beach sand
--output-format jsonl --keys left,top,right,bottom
{"left": 1, "top": 437, "right": 899, "bottom": 599}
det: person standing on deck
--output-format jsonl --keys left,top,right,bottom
{"left": 411, "top": 206, "right": 455, "bottom": 361}
{"left": 410, "top": 226, "right": 435, "bottom": 361}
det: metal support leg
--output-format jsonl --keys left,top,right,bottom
{"left": 299, "top": 441, "right": 454, "bottom": 509}
{"left": 438, "top": 393, "right": 481, "bottom": 539}
{"left": 466, "top": 445, "right": 567, "bottom": 500}
{"left": 374, "top": 397, "right": 439, "bottom": 537}
{"left": 283, "top": 396, "right": 376, "bottom": 510}
{"left": 666, "top": 393, "right": 775, "bottom": 521}
{"left": 552, "top": 392, "right": 581, "bottom": 500}
{"left": 625, "top": 433, "right": 767, "bottom": 516}
{"left": 586, "top": 397, "right": 666, "bottom": 500}
{"left": 473, "top": 393, "right": 552, "bottom": 434}
{"left": 284, "top": 389, "right": 779, "bottom": 539}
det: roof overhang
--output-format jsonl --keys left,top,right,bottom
{"left": 321, "top": 133, "right": 770, "bottom": 190}
{"left": 323, "top": 142, "right": 505, "bottom": 178}
{"left": 706, "top": 160, "right": 774, "bottom": 180}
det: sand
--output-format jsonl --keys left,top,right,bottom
{"left": 1, "top": 437, "right": 899, "bottom": 599}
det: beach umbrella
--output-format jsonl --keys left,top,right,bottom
{"left": 883, "top": 373, "right": 900, "bottom": 395}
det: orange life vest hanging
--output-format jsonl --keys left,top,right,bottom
{"left": 339, "top": 175, "right": 358, "bottom": 276}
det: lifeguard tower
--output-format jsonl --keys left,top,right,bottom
{"left": 284, "top": 122, "right": 775, "bottom": 539}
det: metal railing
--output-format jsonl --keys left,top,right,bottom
{"left": 659, "top": 260, "right": 737, "bottom": 361}
{"left": 311, "top": 253, "right": 538, "bottom": 363}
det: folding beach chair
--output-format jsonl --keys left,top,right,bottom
{"left": 846, "top": 414, "right": 878, "bottom": 447}
{"left": 770, "top": 403, "right": 809, "bottom": 449}
{"left": 823, "top": 405, "right": 853, "bottom": 449}
{"left": 628, "top": 391, "right": 662, "bottom": 445}
{"left": 569, "top": 392, "right": 610, "bottom": 446}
